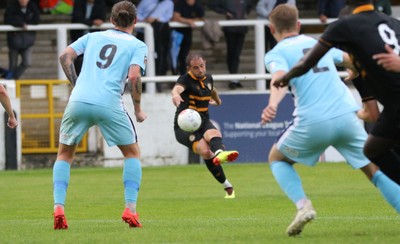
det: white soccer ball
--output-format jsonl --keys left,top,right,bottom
{"left": 177, "top": 109, "right": 202, "bottom": 132}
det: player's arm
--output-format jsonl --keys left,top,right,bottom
{"left": 261, "top": 70, "right": 288, "bottom": 124}
{"left": 273, "top": 42, "right": 330, "bottom": 88}
{"left": 357, "top": 99, "right": 380, "bottom": 123}
{"left": 171, "top": 84, "right": 185, "bottom": 107}
{"left": 128, "top": 64, "right": 147, "bottom": 123}
{"left": 0, "top": 85, "right": 17, "bottom": 128}
{"left": 59, "top": 46, "right": 78, "bottom": 88}
{"left": 210, "top": 88, "right": 221, "bottom": 106}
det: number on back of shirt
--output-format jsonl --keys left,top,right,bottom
{"left": 303, "top": 48, "right": 329, "bottom": 73}
{"left": 378, "top": 23, "right": 400, "bottom": 55}
{"left": 96, "top": 44, "right": 117, "bottom": 69}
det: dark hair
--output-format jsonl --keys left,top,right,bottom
{"left": 186, "top": 53, "right": 205, "bottom": 67}
{"left": 111, "top": 0, "right": 137, "bottom": 28}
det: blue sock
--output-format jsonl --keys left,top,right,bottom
{"left": 270, "top": 161, "right": 306, "bottom": 204}
{"left": 53, "top": 160, "right": 70, "bottom": 205}
{"left": 371, "top": 170, "right": 400, "bottom": 213}
{"left": 123, "top": 158, "right": 142, "bottom": 204}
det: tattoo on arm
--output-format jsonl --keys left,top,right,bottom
{"left": 60, "top": 54, "right": 78, "bottom": 87}
{"left": 134, "top": 76, "right": 142, "bottom": 95}
{"left": 131, "top": 76, "right": 142, "bottom": 105}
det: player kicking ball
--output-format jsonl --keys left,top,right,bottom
{"left": 172, "top": 53, "right": 238, "bottom": 199}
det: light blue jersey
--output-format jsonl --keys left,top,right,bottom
{"left": 265, "top": 35, "right": 359, "bottom": 125}
{"left": 69, "top": 29, "right": 148, "bottom": 109}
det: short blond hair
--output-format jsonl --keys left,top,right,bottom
{"left": 269, "top": 4, "right": 299, "bottom": 33}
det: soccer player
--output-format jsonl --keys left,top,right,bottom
{"left": 171, "top": 53, "right": 239, "bottom": 199}
{"left": 273, "top": 0, "right": 400, "bottom": 175}
{"left": 53, "top": 1, "right": 147, "bottom": 229}
{"left": 262, "top": 4, "right": 400, "bottom": 236}
{"left": 0, "top": 84, "right": 18, "bottom": 129}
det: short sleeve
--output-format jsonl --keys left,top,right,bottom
{"left": 264, "top": 49, "right": 289, "bottom": 74}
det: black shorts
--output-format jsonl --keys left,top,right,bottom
{"left": 174, "top": 119, "right": 216, "bottom": 152}
{"left": 371, "top": 105, "right": 400, "bottom": 139}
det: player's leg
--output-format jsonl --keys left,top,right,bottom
{"left": 53, "top": 144, "right": 76, "bottom": 230}
{"left": 336, "top": 112, "right": 400, "bottom": 213}
{"left": 53, "top": 102, "right": 91, "bottom": 230}
{"left": 201, "top": 122, "right": 238, "bottom": 165}
{"left": 119, "top": 143, "right": 143, "bottom": 228}
{"left": 360, "top": 163, "right": 400, "bottom": 213}
{"left": 269, "top": 145, "right": 316, "bottom": 236}
{"left": 364, "top": 134, "right": 400, "bottom": 184}
{"left": 98, "top": 106, "right": 143, "bottom": 228}
{"left": 364, "top": 107, "right": 400, "bottom": 184}
{"left": 196, "top": 139, "right": 235, "bottom": 199}
{"left": 271, "top": 121, "right": 332, "bottom": 236}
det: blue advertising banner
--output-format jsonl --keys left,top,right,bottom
{"left": 209, "top": 92, "right": 294, "bottom": 163}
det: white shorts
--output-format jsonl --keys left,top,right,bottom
{"left": 276, "top": 112, "right": 370, "bottom": 169}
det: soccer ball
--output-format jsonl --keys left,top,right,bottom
{"left": 177, "top": 109, "right": 202, "bottom": 132}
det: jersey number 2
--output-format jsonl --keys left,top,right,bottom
{"left": 303, "top": 48, "right": 329, "bottom": 73}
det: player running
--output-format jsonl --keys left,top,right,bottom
{"left": 263, "top": 4, "right": 400, "bottom": 236}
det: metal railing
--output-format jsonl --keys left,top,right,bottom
{"left": 0, "top": 18, "right": 337, "bottom": 93}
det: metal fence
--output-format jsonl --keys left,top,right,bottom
{"left": 15, "top": 80, "right": 87, "bottom": 153}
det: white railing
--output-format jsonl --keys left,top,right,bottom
{"left": 0, "top": 18, "right": 337, "bottom": 94}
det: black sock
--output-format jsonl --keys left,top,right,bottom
{"left": 210, "top": 137, "right": 224, "bottom": 154}
{"left": 371, "top": 151, "right": 400, "bottom": 185}
{"left": 204, "top": 159, "right": 226, "bottom": 183}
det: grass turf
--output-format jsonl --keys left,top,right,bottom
{"left": 0, "top": 162, "right": 399, "bottom": 243}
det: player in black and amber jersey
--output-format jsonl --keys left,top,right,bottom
{"left": 171, "top": 53, "right": 239, "bottom": 199}
{"left": 273, "top": 0, "right": 400, "bottom": 177}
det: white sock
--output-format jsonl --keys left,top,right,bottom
{"left": 54, "top": 204, "right": 64, "bottom": 211}
{"left": 295, "top": 198, "right": 310, "bottom": 210}
{"left": 126, "top": 203, "right": 136, "bottom": 213}
{"left": 222, "top": 179, "right": 232, "bottom": 188}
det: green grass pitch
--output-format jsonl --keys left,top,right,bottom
{"left": 0, "top": 162, "right": 399, "bottom": 243}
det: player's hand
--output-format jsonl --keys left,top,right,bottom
{"left": 7, "top": 117, "right": 18, "bottom": 129}
{"left": 135, "top": 110, "right": 147, "bottom": 123}
{"left": 172, "top": 95, "right": 183, "bottom": 107}
{"left": 272, "top": 76, "right": 289, "bottom": 88}
{"left": 344, "top": 68, "right": 359, "bottom": 83}
{"left": 209, "top": 98, "right": 221, "bottom": 106}
{"left": 373, "top": 44, "right": 400, "bottom": 72}
{"left": 261, "top": 105, "right": 277, "bottom": 124}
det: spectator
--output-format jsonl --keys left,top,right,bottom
{"left": 4, "top": 0, "right": 41, "bottom": 80}
{"left": 318, "top": 0, "right": 346, "bottom": 23}
{"left": 374, "top": 0, "right": 392, "bottom": 15}
{"left": 70, "top": 0, "right": 107, "bottom": 75}
{"left": 256, "top": 0, "right": 296, "bottom": 53}
{"left": 136, "top": 0, "right": 174, "bottom": 92}
{"left": 171, "top": 0, "right": 205, "bottom": 75}
{"left": 209, "top": 0, "right": 253, "bottom": 90}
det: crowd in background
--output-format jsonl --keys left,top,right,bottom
{"left": 0, "top": 0, "right": 394, "bottom": 90}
